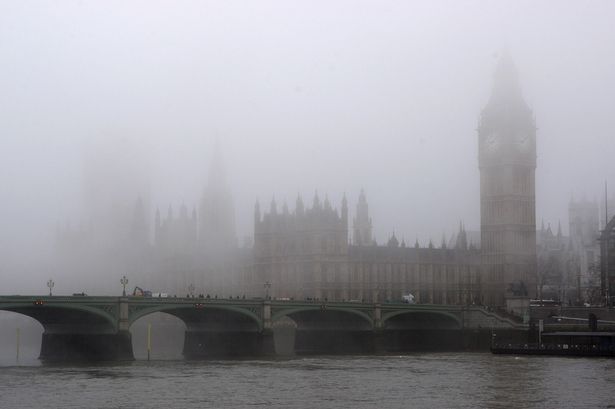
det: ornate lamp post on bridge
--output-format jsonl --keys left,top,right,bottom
{"left": 264, "top": 281, "right": 271, "bottom": 300}
{"left": 120, "top": 275, "right": 129, "bottom": 297}
{"left": 47, "top": 279, "right": 54, "bottom": 296}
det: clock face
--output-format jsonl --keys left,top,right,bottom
{"left": 484, "top": 132, "right": 499, "bottom": 154}
{"left": 515, "top": 131, "right": 531, "bottom": 152}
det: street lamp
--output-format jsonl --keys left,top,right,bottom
{"left": 188, "top": 283, "right": 195, "bottom": 298}
{"left": 120, "top": 275, "right": 129, "bottom": 297}
{"left": 264, "top": 281, "right": 271, "bottom": 299}
{"left": 47, "top": 279, "right": 54, "bottom": 296}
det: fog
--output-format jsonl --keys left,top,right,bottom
{"left": 1, "top": 0, "right": 614, "bottom": 294}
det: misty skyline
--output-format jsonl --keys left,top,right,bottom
{"left": 1, "top": 1, "right": 615, "bottom": 289}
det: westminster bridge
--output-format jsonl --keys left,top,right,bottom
{"left": 0, "top": 296, "right": 526, "bottom": 360}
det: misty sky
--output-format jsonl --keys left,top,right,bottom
{"left": 1, "top": 1, "right": 614, "bottom": 283}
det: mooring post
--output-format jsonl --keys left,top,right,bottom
{"left": 147, "top": 323, "right": 152, "bottom": 361}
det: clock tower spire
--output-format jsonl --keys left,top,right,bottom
{"left": 478, "top": 53, "right": 537, "bottom": 306}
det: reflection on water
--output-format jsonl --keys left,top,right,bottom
{"left": 1, "top": 354, "right": 615, "bottom": 409}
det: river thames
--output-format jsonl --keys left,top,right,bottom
{"left": 1, "top": 353, "right": 614, "bottom": 409}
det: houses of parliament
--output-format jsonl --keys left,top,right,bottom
{"left": 55, "top": 55, "right": 608, "bottom": 309}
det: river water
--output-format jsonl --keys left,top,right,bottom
{"left": 1, "top": 353, "right": 614, "bottom": 409}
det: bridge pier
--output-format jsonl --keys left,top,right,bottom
{"left": 40, "top": 330, "right": 134, "bottom": 361}
{"left": 294, "top": 329, "right": 374, "bottom": 355}
{"left": 372, "top": 330, "right": 387, "bottom": 354}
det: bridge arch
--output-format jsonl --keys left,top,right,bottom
{"left": 382, "top": 310, "right": 462, "bottom": 330}
{"left": 0, "top": 311, "right": 44, "bottom": 361}
{"left": 127, "top": 304, "right": 262, "bottom": 331}
{"left": 129, "top": 311, "right": 186, "bottom": 359}
{"left": 127, "top": 303, "right": 264, "bottom": 358}
{"left": 0, "top": 303, "right": 118, "bottom": 333}
{"left": 272, "top": 306, "right": 373, "bottom": 330}
{"left": 272, "top": 305, "right": 374, "bottom": 355}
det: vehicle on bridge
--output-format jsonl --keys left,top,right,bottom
{"left": 402, "top": 293, "right": 416, "bottom": 304}
{"left": 133, "top": 287, "right": 152, "bottom": 297}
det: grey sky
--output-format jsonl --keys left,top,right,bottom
{"left": 1, "top": 1, "right": 614, "bottom": 284}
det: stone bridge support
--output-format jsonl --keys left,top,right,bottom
{"left": 40, "top": 332, "right": 133, "bottom": 361}
{"left": 172, "top": 303, "right": 271, "bottom": 359}
{"left": 40, "top": 298, "right": 134, "bottom": 361}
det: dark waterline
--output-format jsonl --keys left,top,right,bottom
{"left": 1, "top": 353, "right": 614, "bottom": 409}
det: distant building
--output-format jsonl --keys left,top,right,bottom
{"left": 569, "top": 197, "right": 602, "bottom": 300}
{"left": 536, "top": 222, "right": 576, "bottom": 302}
{"left": 600, "top": 216, "right": 615, "bottom": 305}
{"left": 150, "top": 144, "right": 239, "bottom": 296}
{"left": 55, "top": 54, "right": 553, "bottom": 309}
{"left": 252, "top": 194, "right": 350, "bottom": 300}
{"left": 251, "top": 192, "right": 481, "bottom": 303}
{"left": 55, "top": 143, "right": 241, "bottom": 297}
{"left": 232, "top": 54, "right": 543, "bottom": 306}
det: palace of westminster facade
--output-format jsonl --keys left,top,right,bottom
{"left": 55, "top": 55, "right": 611, "bottom": 307}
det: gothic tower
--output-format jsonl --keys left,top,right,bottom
{"left": 353, "top": 189, "right": 373, "bottom": 246}
{"left": 199, "top": 142, "right": 237, "bottom": 254}
{"left": 478, "top": 53, "right": 537, "bottom": 306}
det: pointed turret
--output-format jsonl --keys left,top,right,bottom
{"left": 455, "top": 221, "right": 468, "bottom": 250}
{"left": 312, "top": 191, "right": 321, "bottom": 210}
{"left": 353, "top": 189, "right": 373, "bottom": 246}
{"left": 387, "top": 232, "right": 399, "bottom": 248}
{"left": 341, "top": 193, "right": 348, "bottom": 230}
{"left": 489, "top": 51, "right": 524, "bottom": 104}
{"left": 270, "top": 196, "right": 277, "bottom": 215}
{"left": 296, "top": 194, "right": 304, "bottom": 215}
{"left": 324, "top": 195, "right": 332, "bottom": 211}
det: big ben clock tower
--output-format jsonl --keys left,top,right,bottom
{"left": 478, "top": 54, "right": 537, "bottom": 306}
